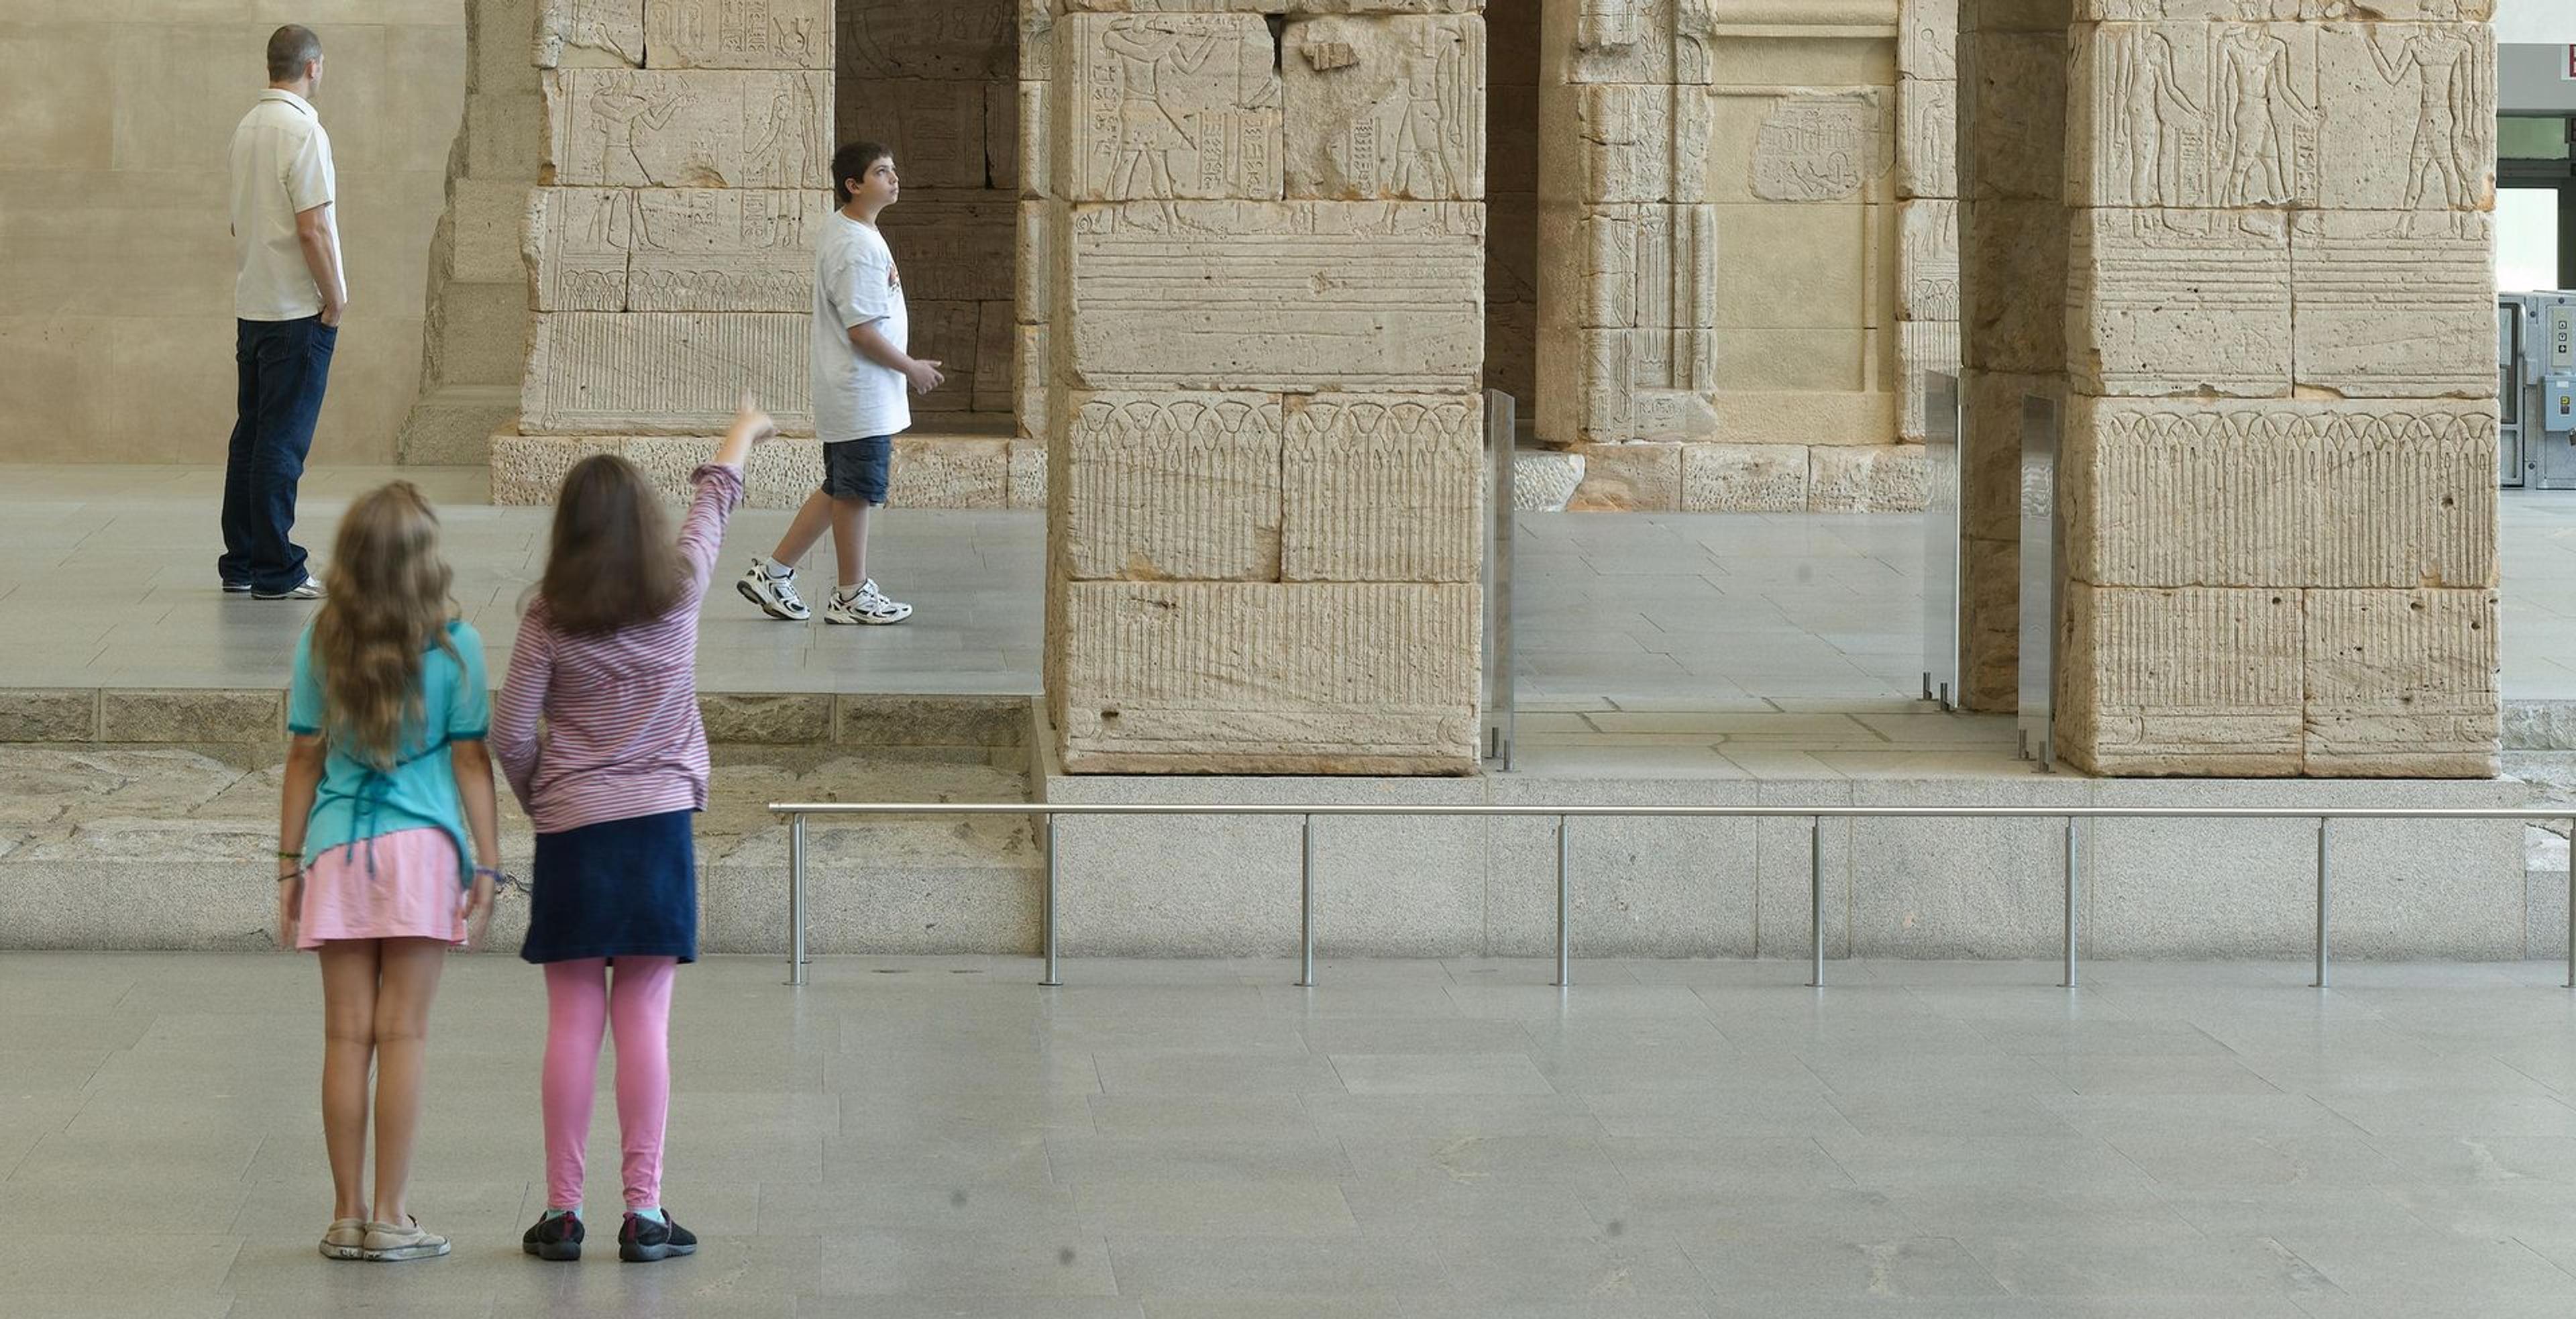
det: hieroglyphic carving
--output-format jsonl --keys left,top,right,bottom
{"left": 1059, "top": 391, "right": 1284, "bottom": 581}
{"left": 2069, "top": 208, "right": 2291, "bottom": 399}
{"left": 525, "top": 187, "right": 632, "bottom": 312}
{"left": 1550, "top": 326, "right": 1717, "bottom": 442}
{"left": 1285, "top": 17, "right": 1486, "bottom": 201}
{"left": 1899, "top": 319, "right": 1962, "bottom": 441}
{"left": 1574, "top": 83, "right": 1710, "bottom": 204}
{"left": 839, "top": 0, "right": 1012, "bottom": 81}
{"left": 1059, "top": 13, "right": 1283, "bottom": 201}
{"left": 2290, "top": 209, "right": 2495, "bottom": 399}
{"left": 544, "top": 70, "right": 828, "bottom": 189}
{"left": 1556, "top": 0, "right": 1718, "bottom": 85}
{"left": 1281, "top": 394, "right": 1481, "bottom": 582}
{"left": 2318, "top": 20, "right": 2493, "bottom": 210}
{"left": 906, "top": 301, "right": 988, "bottom": 413}
{"left": 878, "top": 198, "right": 1015, "bottom": 303}
{"left": 841, "top": 80, "right": 993, "bottom": 191}
{"left": 647, "top": 0, "right": 832, "bottom": 70}
{"left": 2072, "top": 22, "right": 2318, "bottom": 207}
{"left": 1898, "top": 199, "right": 1959, "bottom": 323}
{"left": 1898, "top": 0, "right": 1957, "bottom": 82}
{"left": 1896, "top": 76, "right": 1957, "bottom": 199}
{"left": 524, "top": 312, "right": 812, "bottom": 434}
{"left": 536, "top": 0, "right": 643, "bottom": 69}
{"left": 628, "top": 189, "right": 829, "bottom": 311}
{"left": 1061, "top": 201, "right": 1483, "bottom": 392}
{"left": 1750, "top": 91, "right": 1890, "bottom": 202}
{"left": 2065, "top": 397, "right": 2496, "bottom": 589}
{"left": 1575, "top": 204, "right": 1715, "bottom": 331}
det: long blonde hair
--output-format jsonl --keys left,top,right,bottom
{"left": 311, "top": 482, "right": 458, "bottom": 769}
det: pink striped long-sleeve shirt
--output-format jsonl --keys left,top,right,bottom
{"left": 494, "top": 463, "right": 743, "bottom": 834}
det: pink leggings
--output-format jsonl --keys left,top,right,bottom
{"left": 541, "top": 956, "right": 677, "bottom": 1210}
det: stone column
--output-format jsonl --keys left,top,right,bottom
{"left": 1896, "top": 0, "right": 1960, "bottom": 454}
{"left": 494, "top": 0, "right": 836, "bottom": 503}
{"left": 2047, "top": 2, "right": 2499, "bottom": 774}
{"left": 1040, "top": 2, "right": 1490, "bottom": 774}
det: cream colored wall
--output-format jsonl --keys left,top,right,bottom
{"left": 0, "top": 3, "right": 466, "bottom": 464}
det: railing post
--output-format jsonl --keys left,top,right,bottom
{"left": 787, "top": 813, "right": 808, "bottom": 988}
{"left": 2565, "top": 815, "right": 2573, "bottom": 990}
{"left": 1553, "top": 815, "right": 1571, "bottom": 988}
{"left": 2312, "top": 816, "right": 2330, "bottom": 990}
{"left": 2062, "top": 816, "right": 2079, "bottom": 990}
{"left": 1809, "top": 815, "right": 1825, "bottom": 988}
{"left": 1296, "top": 813, "right": 1316, "bottom": 988}
{"left": 1040, "top": 814, "right": 1062, "bottom": 988}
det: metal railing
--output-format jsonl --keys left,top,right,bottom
{"left": 767, "top": 802, "right": 2576, "bottom": 992}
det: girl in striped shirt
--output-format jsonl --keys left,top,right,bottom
{"left": 494, "top": 394, "right": 771, "bottom": 1263}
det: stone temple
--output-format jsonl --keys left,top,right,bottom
{"left": 447, "top": 0, "right": 2506, "bottom": 779}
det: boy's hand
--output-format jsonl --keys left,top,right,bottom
{"left": 906, "top": 359, "right": 945, "bottom": 395}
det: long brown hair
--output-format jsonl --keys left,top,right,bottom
{"left": 539, "top": 454, "right": 688, "bottom": 635}
{"left": 312, "top": 482, "right": 458, "bottom": 769}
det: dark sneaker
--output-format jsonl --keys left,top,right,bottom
{"left": 222, "top": 579, "right": 252, "bottom": 594}
{"left": 618, "top": 1211, "right": 696, "bottom": 1263}
{"left": 522, "top": 1211, "right": 584, "bottom": 1262}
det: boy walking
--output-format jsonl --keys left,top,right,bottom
{"left": 737, "top": 141, "right": 941, "bottom": 626}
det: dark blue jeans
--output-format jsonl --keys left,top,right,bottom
{"left": 218, "top": 315, "right": 336, "bottom": 592}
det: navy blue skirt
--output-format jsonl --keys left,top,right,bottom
{"left": 521, "top": 809, "right": 698, "bottom": 964}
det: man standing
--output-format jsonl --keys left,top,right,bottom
{"left": 221, "top": 24, "right": 343, "bottom": 600}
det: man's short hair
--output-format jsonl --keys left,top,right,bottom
{"left": 267, "top": 25, "right": 322, "bottom": 83}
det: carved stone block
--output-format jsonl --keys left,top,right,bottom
{"left": 1055, "top": 13, "right": 1283, "bottom": 201}
{"left": 490, "top": 434, "right": 627, "bottom": 504}
{"left": 1896, "top": 77, "right": 1957, "bottom": 199}
{"left": 1959, "top": 198, "right": 2064, "bottom": 377}
{"left": 2290, "top": 210, "right": 2494, "bottom": 400}
{"left": 1680, "top": 442, "right": 1808, "bottom": 513}
{"left": 647, "top": 0, "right": 833, "bottom": 69}
{"left": 525, "top": 187, "right": 631, "bottom": 312}
{"left": 1059, "top": 201, "right": 1483, "bottom": 393}
{"left": 1014, "top": 200, "right": 1051, "bottom": 324}
{"left": 891, "top": 434, "right": 1011, "bottom": 508}
{"left": 1749, "top": 90, "right": 1890, "bottom": 203}
{"left": 1281, "top": 393, "right": 1482, "bottom": 582}
{"left": 1055, "top": 582, "right": 1479, "bottom": 775}
{"left": 1057, "top": 391, "right": 1284, "bottom": 581}
{"left": 536, "top": 0, "right": 643, "bottom": 69}
{"left": 1961, "top": 31, "right": 2064, "bottom": 203}
{"left": 1809, "top": 444, "right": 1930, "bottom": 513}
{"left": 1898, "top": 198, "right": 1960, "bottom": 323}
{"left": 906, "top": 301, "right": 987, "bottom": 413}
{"left": 628, "top": 189, "right": 832, "bottom": 312}
{"left": 1019, "top": 81, "right": 1051, "bottom": 197}
{"left": 1566, "top": 82, "right": 1709, "bottom": 205}
{"left": 1540, "top": 0, "right": 1716, "bottom": 87}
{"left": 2063, "top": 397, "right": 2498, "bottom": 590}
{"left": 1284, "top": 16, "right": 1486, "bottom": 201}
{"left": 2068, "top": 208, "right": 2290, "bottom": 399}
{"left": 988, "top": 81, "right": 1020, "bottom": 190}
{"left": 2315, "top": 21, "right": 2493, "bottom": 211}
{"left": 524, "top": 312, "right": 811, "bottom": 434}
{"left": 2067, "top": 21, "right": 2320, "bottom": 209}
{"left": 841, "top": 0, "right": 1014, "bottom": 82}
{"left": 2303, "top": 588, "right": 2498, "bottom": 778}
{"left": 1564, "top": 441, "right": 1682, "bottom": 511}
{"left": 1900, "top": 0, "right": 1959, "bottom": 81}
{"left": 1573, "top": 204, "right": 1717, "bottom": 331}
{"left": 974, "top": 302, "right": 1016, "bottom": 414}
{"left": 1898, "top": 320, "right": 1961, "bottom": 441}
{"left": 842, "top": 79, "right": 992, "bottom": 192}
{"left": 543, "top": 69, "right": 828, "bottom": 189}
{"left": 1544, "top": 327, "right": 1717, "bottom": 444}
{"left": 879, "top": 197, "right": 1016, "bottom": 304}
{"left": 2058, "top": 584, "right": 2304, "bottom": 777}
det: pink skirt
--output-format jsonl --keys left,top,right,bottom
{"left": 297, "top": 827, "right": 468, "bottom": 949}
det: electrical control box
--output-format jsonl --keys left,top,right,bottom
{"left": 2549, "top": 376, "right": 2576, "bottom": 435}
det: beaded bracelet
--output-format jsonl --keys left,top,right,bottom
{"left": 474, "top": 865, "right": 529, "bottom": 896}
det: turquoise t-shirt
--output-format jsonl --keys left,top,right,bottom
{"left": 287, "top": 618, "right": 490, "bottom": 884}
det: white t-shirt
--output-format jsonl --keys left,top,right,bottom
{"left": 811, "top": 213, "right": 910, "bottom": 441}
{"left": 228, "top": 89, "right": 339, "bottom": 321}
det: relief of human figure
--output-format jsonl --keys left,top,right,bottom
{"left": 745, "top": 78, "right": 820, "bottom": 187}
{"left": 2369, "top": 22, "right": 2484, "bottom": 210}
{"left": 1102, "top": 18, "right": 1221, "bottom": 197}
{"left": 591, "top": 76, "right": 684, "bottom": 185}
{"left": 2213, "top": 23, "right": 2316, "bottom": 206}
{"left": 1388, "top": 34, "right": 1466, "bottom": 198}
{"left": 2108, "top": 28, "right": 2200, "bottom": 205}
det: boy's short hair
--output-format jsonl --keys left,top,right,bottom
{"left": 833, "top": 141, "right": 892, "bottom": 207}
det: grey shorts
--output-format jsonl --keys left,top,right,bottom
{"left": 821, "top": 435, "right": 892, "bottom": 505}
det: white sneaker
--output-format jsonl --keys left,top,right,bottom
{"left": 824, "top": 578, "right": 912, "bottom": 626}
{"left": 735, "top": 558, "right": 809, "bottom": 621}
{"left": 360, "top": 1216, "right": 449, "bottom": 1262}
{"left": 253, "top": 576, "right": 324, "bottom": 600}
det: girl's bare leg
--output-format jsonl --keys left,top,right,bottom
{"left": 317, "top": 939, "right": 381, "bottom": 1222}
{"left": 366, "top": 937, "right": 449, "bottom": 1226}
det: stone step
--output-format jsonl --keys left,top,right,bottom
{"left": 396, "top": 384, "right": 520, "bottom": 466}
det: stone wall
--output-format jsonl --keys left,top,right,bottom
{"left": 1962, "top": 1, "right": 2504, "bottom": 776}
{"left": 1034, "top": 3, "right": 1490, "bottom": 775}
{"left": 1536, "top": 0, "right": 1937, "bottom": 513}
{"left": 0, "top": 6, "right": 466, "bottom": 464}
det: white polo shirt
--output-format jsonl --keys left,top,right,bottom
{"left": 228, "top": 89, "right": 339, "bottom": 322}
